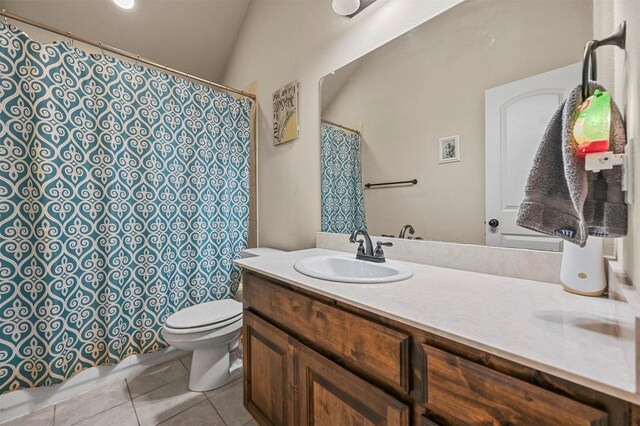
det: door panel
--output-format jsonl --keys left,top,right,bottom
{"left": 485, "top": 63, "right": 581, "bottom": 251}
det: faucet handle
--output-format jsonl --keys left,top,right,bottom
{"left": 374, "top": 241, "right": 393, "bottom": 258}
{"left": 355, "top": 239, "right": 365, "bottom": 255}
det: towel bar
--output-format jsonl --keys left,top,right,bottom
{"left": 364, "top": 179, "right": 417, "bottom": 189}
{"left": 581, "top": 21, "right": 626, "bottom": 100}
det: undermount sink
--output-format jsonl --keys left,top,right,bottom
{"left": 293, "top": 255, "right": 413, "bottom": 284}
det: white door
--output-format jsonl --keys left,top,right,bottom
{"left": 485, "top": 63, "right": 581, "bottom": 251}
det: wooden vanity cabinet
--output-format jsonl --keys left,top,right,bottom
{"left": 242, "top": 271, "right": 636, "bottom": 426}
{"left": 243, "top": 309, "right": 409, "bottom": 426}
{"left": 242, "top": 270, "right": 410, "bottom": 392}
{"left": 243, "top": 310, "right": 295, "bottom": 426}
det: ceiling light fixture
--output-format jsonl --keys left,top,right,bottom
{"left": 112, "top": 0, "right": 135, "bottom": 10}
{"left": 332, "top": 0, "right": 360, "bottom": 16}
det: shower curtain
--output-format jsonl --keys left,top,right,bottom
{"left": 321, "top": 123, "right": 367, "bottom": 234}
{"left": 0, "top": 23, "right": 251, "bottom": 394}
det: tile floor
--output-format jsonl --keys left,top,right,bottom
{"left": 3, "top": 355, "right": 256, "bottom": 426}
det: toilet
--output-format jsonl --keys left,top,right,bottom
{"left": 163, "top": 247, "right": 284, "bottom": 391}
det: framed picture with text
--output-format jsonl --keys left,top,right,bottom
{"left": 273, "top": 80, "right": 299, "bottom": 145}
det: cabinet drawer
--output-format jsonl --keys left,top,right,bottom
{"left": 421, "top": 344, "right": 608, "bottom": 425}
{"left": 243, "top": 272, "right": 410, "bottom": 392}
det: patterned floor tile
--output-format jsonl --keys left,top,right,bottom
{"left": 1, "top": 406, "right": 54, "bottom": 425}
{"left": 132, "top": 376, "right": 205, "bottom": 426}
{"left": 73, "top": 401, "right": 138, "bottom": 426}
{"left": 207, "top": 380, "right": 252, "bottom": 426}
{"left": 128, "top": 359, "right": 188, "bottom": 398}
{"left": 2, "top": 360, "right": 255, "bottom": 426}
{"left": 158, "top": 400, "right": 224, "bottom": 426}
{"left": 179, "top": 354, "right": 192, "bottom": 372}
{"left": 203, "top": 377, "right": 242, "bottom": 399}
{"left": 54, "top": 380, "right": 130, "bottom": 426}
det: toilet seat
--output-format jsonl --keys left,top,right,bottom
{"left": 164, "top": 314, "right": 242, "bottom": 335}
{"left": 165, "top": 299, "right": 242, "bottom": 334}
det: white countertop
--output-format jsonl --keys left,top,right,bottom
{"left": 236, "top": 248, "right": 638, "bottom": 404}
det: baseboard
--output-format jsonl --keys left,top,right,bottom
{"left": 0, "top": 347, "right": 186, "bottom": 423}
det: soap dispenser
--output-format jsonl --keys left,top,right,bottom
{"left": 560, "top": 237, "right": 606, "bottom": 296}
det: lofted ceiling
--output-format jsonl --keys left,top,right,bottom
{"left": 0, "top": 0, "right": 251, "bottom": 82}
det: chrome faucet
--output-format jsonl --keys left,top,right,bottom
{"left": 399, "top": 224, "right": 415, "bottom": 239}
{"left": 349, "top": 229, "right": 392, "bottom": 263}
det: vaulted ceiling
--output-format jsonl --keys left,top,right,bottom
{"left": 0, "top": 0, "right": 251, "bottom": 82}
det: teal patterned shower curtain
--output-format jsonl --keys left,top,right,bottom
{"left": 0, "top": 23, "right": 251, "bottom": 394}
{"left": 321, "top": 123, "right": 367, "bottom": 234}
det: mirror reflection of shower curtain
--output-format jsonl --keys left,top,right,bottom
{"left": 321, "top": 123, "right": 367, "bottom": 233}
{"left": 0, "top": 23, "right": 251, "bottom": 394}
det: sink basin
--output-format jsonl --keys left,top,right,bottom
{"left": 293, "top": 255, "right": 413, "bottom": 284}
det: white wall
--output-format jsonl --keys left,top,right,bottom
{"left": 322, "top": 0, "right": 591, "bottom": 244}
{"left": 223, "top": 0, "right": 465, "bottom": 250}
{"left": 619, "top": 1, "right": 640, "bottom": 289}
{"left": 593, "top": 1, "right": 640, "bottom": 288}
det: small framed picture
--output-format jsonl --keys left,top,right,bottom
{"left": 437, "top": 135, "right": 460, "bottom": 164}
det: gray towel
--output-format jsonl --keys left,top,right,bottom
{"left": 516, "top": 82, "right": 627, "bottom": 247}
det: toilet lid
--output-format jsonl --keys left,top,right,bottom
{"left": 166, "top": 299, "right": 242, "bottom": 329}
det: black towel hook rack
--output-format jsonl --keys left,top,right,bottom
{"left": 582, "top": 21, "right": 626, "bottom": 100}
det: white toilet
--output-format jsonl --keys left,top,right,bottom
{"left": 163, "top": 299, "right": 243, "bottom": 391}
{"left": 163, "top": 247, "right": 284, "bottom": 391}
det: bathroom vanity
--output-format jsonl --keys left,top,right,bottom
{"left": 237, "top": 249, "right": 639, "bottom": 426}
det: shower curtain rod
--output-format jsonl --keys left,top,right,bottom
{"left": 0, "top": 9, "right": 256, "bottom": 101}
{"left": 321, "top": 119, "right": 360, "bottom": 135}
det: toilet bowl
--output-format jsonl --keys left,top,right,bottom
{"left": 164, "top": 248, "right": 285, "bottom": 391}
{"left": 163, "top": 299, "right": 243, "bottom": 391}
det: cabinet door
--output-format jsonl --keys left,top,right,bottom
{"left": 244, "top": 310, "right": 295, "bottom": 426}
{"left": 294, "top": 341, "right": 410, "bottom": 426}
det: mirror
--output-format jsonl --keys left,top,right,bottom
{"left": 320, "top": 0, "right": 593, "bottom": 251}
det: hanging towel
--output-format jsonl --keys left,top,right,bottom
{"left": 516, "top": 82, "right": 627, "bottom": 247}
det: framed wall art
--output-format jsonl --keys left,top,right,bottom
{"left": 273, "top": 80, "right": 299, "bottom": 145}
{"left": 437, "top": 135, "right": 460, "bottom": 163}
